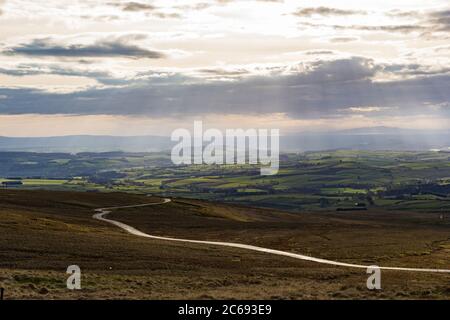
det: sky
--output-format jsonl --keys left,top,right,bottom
{"left": 0, "top": 0, "right": 449, "bottom": 136}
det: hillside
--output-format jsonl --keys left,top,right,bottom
{"left": 0, "top": 189, "right": 449, "bottom": 299}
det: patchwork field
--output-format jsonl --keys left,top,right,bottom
{"left": 2, "top": 150, "right": 450, "bottom": 213}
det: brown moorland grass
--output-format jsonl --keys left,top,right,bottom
{"left": 0, "top": 189, "right": 449, "bottom": 299}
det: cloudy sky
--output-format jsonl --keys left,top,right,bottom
{"left": 0, "top": 0, "right": 449, "bottom": 136}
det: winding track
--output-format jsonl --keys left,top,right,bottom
{"left": 93, "top": 198, "right": 450, "bottom": 273}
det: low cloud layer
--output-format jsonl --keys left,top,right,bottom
{"left": 0, "top": 58, "right": 449, "bottom": 122}
{"left": 4, "top": 38, "right": 165, "bottom": 59}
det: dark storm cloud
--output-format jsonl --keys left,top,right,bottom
{"left": 0, "top": 64, "right": 126, "bottom": 85}
{"left": 293, "top": 7, "right": 365, "bottom": 17}
{"left": 1, "top": 57, "right": 449, "bottom": 120}
{"left": 4, "top": 38, "right": 165, "bottom": 59}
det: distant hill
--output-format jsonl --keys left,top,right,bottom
{"left": 331, "top": 126, "right": 450, "bottom": 135}
{"left": 281, "top": 127, "right": 450, "bottom": 151}
{"left": 0, "top": 135, "right": 172, "bottom": 153}
{"left": 0, "top": 127, "right": 449, "bottom": 152}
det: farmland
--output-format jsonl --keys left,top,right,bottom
{"left": 1, "top": 150, "right": 449, "bottom": 212}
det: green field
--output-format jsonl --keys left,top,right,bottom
{"left": 2, "top": 150, "right": 449, "bottom": 212}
